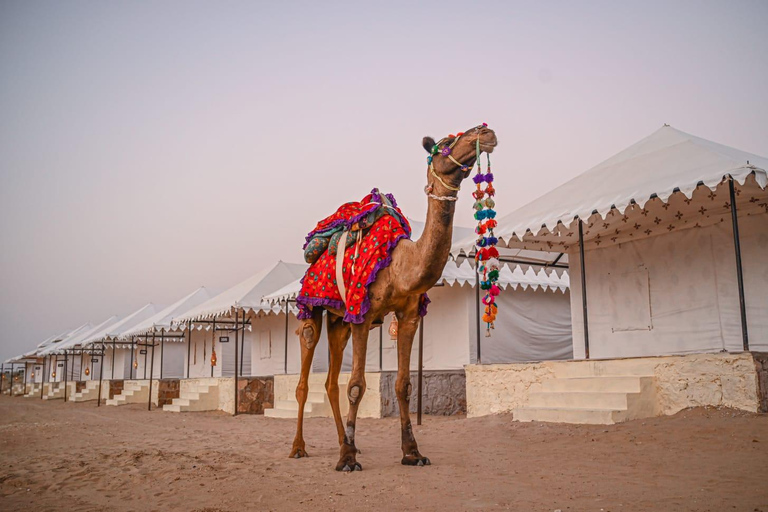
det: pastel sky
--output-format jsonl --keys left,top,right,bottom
{"left": 1, "top": 0, "right": 767, "bottom": 362}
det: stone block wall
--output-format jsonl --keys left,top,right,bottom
{"left": 380, "top": 370, "right": 466, "bottom": 417}
{"left": 109, "top": 380, "right": 124, "bottom": 399}
{"left": 75, "top": 381, "right": 86, "bottom": 393}
{"left": 237, "top": 377, "right": 274, "bottom": 414}
{"left": 156, "top": 379, "right": 180, "bottom": 407}
{"left": 754, "top": 352, "right": 768, "bottom": 413}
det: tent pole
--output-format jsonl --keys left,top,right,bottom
{"left": 728, "top": 178, "right": 749, "bottom": 351}
{"left": 148, "top": 332, "right": 156, "bottom": 411}
{"left": 474, "top": 271, "right": 481, "bottom": 364}
{"left": 379, "top": 325, "right": 383, "bottom": 372}
{"left": 211, "top": 319, "right": 216, "bottom": 378}
{"left": 63, "top": 354, "right": 68, "bottom": 402}
{"left": 186, "top": 322, "right": 192, "bottom": 378}
{"left": 1, "top": 364, "right": 4, "bottom": 395}
{"left": 417, "top": 317, "right": 423, "bottom": 426}
{"left": 70, "top": 351, "right": 75, "bottom": 381}
{"left": 234, "top": 309, "right": 239, "bottom": 417}
{"left": 240, "top": 312, "right": 245, "bottom": 376}
{"left": 98, "top": 343, "right": 104, "bottom": 407}
{"left": 160, "top": 329, "right": 165, "bottom": 380}
{"left": 578, "top": 219, "right": 590, "bottom": 359}
{"left": 111, "top": 341, "right": 115, "bottom": 380}
{"left": 284, "top": 301, "right": 289, "bottom": 375}
{"left": 130, "top": 337, "right": 135, "bottom": 380}
{"left": 40, "top": 357, "right": 45, "bottom": 399}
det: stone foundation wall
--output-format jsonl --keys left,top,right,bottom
{"left": 465, "top": 352, "right": 764, "bottom": 418}
{"left": 754, "top": 352, "right": 768, "bottom": 413}
{"left": 237, "top": 377, "right": 274, "bottom": 414}
{"left": 109, "top": 380, "right": 124, "bottom": 399}
{"left": 156, "top": 379, "right": 180, "bottom": 407}
{"left": 75, "top": 381, "right": 86, "bottom": 393}
{"left": 379, "top": 370, "right": 466, "bottom": 417}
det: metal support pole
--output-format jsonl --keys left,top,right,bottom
{"left": 417, "top": 317, "right": 424, "bottom": 426}
{"left": 40, "top": 357, "right": 46, "bottom": 399}
{"left": 578, "top": 219, "right": 590, "bottom": 359}
{"left": 63, "top": 355, "right": 68, "bottom": 402}
{"left": 474, "top": 270, "right": 481, "bottom": 364}
{"left": 148, "top": 333, "right": 156, "bottom": 411}
{"left": 234, "top": 309, "right": 239, "bottom": 417}
{"left": 211, "top": 319, "right": 216, "bottom": 378}
{"left": 1, "top": 363, "right": 4, "bottom": 395}
{"left": 284, "top": 301, "right": 289, "bottom": 375}
{"left": 98, "top": 343, "right": 104, "bottom": 407}
{"left": 111, "top": 341, "right": 115, "bottom": 380}
{"left": 240, "top": 312, "right": 245, "bottom": 376}
{"left": 160, "top": 329, "right": 165, "bottom": 380}
{"left": 379, "top": 325, "right": 383, "bottom": 372}
{"left": 728, "top": 178, "right": 749, "bottom": 351}
{"left": 130, "top": 337, "right": 135, "bottom": 380}
{"left": 70, "top": 350, "right": 75, "bottom": 381}
{"left": 186, "top": 322, "right": 192, "bottom": 378}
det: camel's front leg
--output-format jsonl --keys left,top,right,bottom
{"left": 289, "top": 307, "right": 322, "bottom": 459}
{"left": 336, "top": 321, "right": 370, "bottom": 471}
{"left": 395, "top": 306, "right": 431, "bottom": 466}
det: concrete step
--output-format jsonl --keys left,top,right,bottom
{"left": 514, "top": 407, "right": 619, "bottom": 425}
{"left": 163, "top": 383, "right": 219, "bottom": 413}
{"left": 528, "top": 391, "right": 633, "bottom": 410}
{"left": 163, "top": 404, "right": 183, "bottom": 413}
{"left": 264, "top": 407, "right": 300, "bottom": 419}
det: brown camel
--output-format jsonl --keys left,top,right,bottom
{"left": 290, "top": 124, "right": 498, "bottom": 471}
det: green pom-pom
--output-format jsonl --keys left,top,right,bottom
{"left": 489, "top": 270, "right": 499, "bottom": 280}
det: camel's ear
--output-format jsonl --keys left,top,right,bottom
{"left": 422, "top": 136, "right": 436, "bottom": 153}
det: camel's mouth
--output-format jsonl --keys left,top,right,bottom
{"left": 478, "top": 132, "right": 498, "bottom": 153}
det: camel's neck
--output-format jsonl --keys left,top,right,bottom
{"left": 409, "top": 195, "right": 457, "bottom": 293}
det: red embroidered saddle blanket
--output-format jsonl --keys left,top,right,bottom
{"left": 296, "top": 189, "right": 428, "bottom": 324}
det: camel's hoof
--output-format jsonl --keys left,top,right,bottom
{"left": 337, "top": 462, "right": 362, "bottom": 472}
{"left": 289, "top": 447, "right": 308, "bottom": 459}
{"left": 401, "top": 455, "right": 431, "bottom": 466}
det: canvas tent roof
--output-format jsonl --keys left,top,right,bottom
{"left": 450, "top": 125, "right": 767, "bottom": 260}
{"left": 119, "top": 287, "right": 213, "bottom": 339}
{"left": 172, "top": 261, "right": 308, "bottom": 324}
{"left": 40, "top": 316, "right": 121, "bottom": 355}
{"left": 80, "top": 303, "right": 161, "bottom": 347}
{"left": 36, "top": 323, "right": 93, "bottom": 356}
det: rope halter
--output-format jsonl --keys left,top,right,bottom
{"left": 424, "top": 124, "right": 487, "bottom": 201}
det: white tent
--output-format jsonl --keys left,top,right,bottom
{"left": 467, "top": 125, "right": 767, "bottom": 358}
{"left": 119, "top": 287, "right": 214, "bottom": 379}
{"left": 170, "top": 261, "right": 307, "bottom": 379}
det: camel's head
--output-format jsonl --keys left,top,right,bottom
{"left": 422, "top": 124, "right": 497, "bottom": 193}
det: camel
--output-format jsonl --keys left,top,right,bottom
{"left": 290, "top": 124, "right": 498, "bottom": 471}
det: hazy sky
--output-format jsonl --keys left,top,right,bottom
{"left": 1, "top": 0, "right": 767, "bottom": 362}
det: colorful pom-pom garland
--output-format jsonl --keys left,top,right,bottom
{"left": 473, "top": 131, "right": 500, "bottom": 337}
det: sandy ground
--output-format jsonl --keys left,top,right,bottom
{"left": 0, "top": 397, "right": 766, "bottom": 512}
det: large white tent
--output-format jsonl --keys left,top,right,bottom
{"left": 118, "top": 287, "right": 214, "bottom": 380}
{"left": 170, "top": 261, "right": 308, "bottom": 378}
{"left": 455, "top": 125, "right": 768, "bottom": 359}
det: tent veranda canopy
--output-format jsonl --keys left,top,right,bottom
{"left": 119, "top": 287, "right": 214, "bottom": 340}
{"left": 80, "top": 303, "right": 162, "bottom": 348}
{"left": 40, "top": 316, "right": 121, "bottom": 355}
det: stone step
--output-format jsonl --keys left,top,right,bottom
{"left": 528, "top": 391, "right": 633, "bottom": 410}
{"left": 514, "top": 407, "right": 619, "bottom": 425}
{"left": 541, "top": 376, "right": 650, "bottom": 393}
{"left": 163, "top": 403, "right": 183, "bottom": 413}
{"left": 264, "top": 407, "right": 299, "bottom": 419}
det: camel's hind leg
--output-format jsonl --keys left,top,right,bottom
{"left": 325, "top": 313, "right": 351, "bottom": 447}
{"left": 335, "top": 320, "right": 372, "bottom": 471}
{"left": 395, "top": 300, "right": 430, "bottom": 466}
{"left": 289, "top": 307, "right": 323, "bottom": 458}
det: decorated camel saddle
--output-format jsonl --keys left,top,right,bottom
{"left": 296, "top": 188, "right": 428, "bottom": 324}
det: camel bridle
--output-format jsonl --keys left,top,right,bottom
{"left": 424, "top": 124, "right": 487, "bottom": 202}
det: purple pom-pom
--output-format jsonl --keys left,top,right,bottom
{"left": 441, "top": 146, "right": 451, "bottom": 156}
{"left": 484, "top": 172, "right": 494, "bottom": 183}
{"left": 473, "top": 173, "right": 484, "bottom": 184}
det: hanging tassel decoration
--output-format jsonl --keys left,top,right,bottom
{"left": 473, "top": 127, "right": 501, "bottom": 337}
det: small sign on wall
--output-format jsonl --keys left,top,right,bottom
{"left": 91, "top": 358, "right": 99, "bottom": 363}
{"left": 57, "top": 363, "right": 64, "bottom": 368}
{"left": 140, "top": 350, "right": 147, "bottom": 355}
{"left": 219, "top": 336, "right": 229, "bottom": 343}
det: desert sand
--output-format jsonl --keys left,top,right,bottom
{"left": 0, "top": 396, "right": 766, "bottom": 512}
